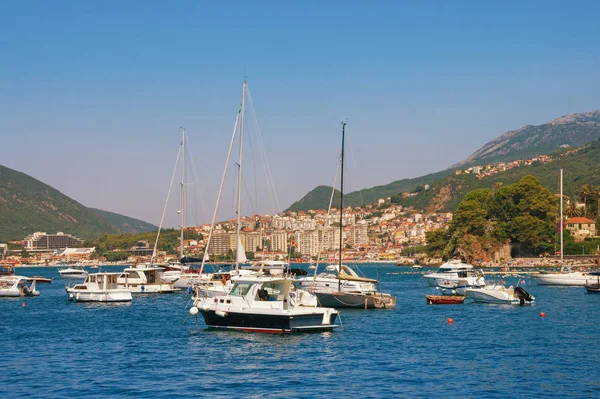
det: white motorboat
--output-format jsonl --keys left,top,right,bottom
{"left": 531, "top": 267, "right": 595, "bottom": 286}
{"left": 298, "top": 264, "right": 378, "bottom": 294}
{"left": 0, "top": 275, "right": 40, "bottom": 297}
{"left": 190, "top": 273, "right": 337, "bottom": 333}
{"left": 117, "top": 265, "right": 180, "bottom": 294}
{"left": 465, "top": 282, "right": 535, "bottom": 305}
{"left": 66, "top": 272, "right": 132, "bottom": 302}
{"left": 58, "top": 265, "right": 89, "bottom": 278}
{"left": 423, "top": 260, "right": 485, "bottom": 288}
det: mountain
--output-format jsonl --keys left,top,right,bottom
{"left": 397, "top": 139, "right": 600, "bottom": 213}
{"left": 0, "top": 164, "right": 158, "bottom": 242}
{"left": 286, "top": 170, "right": 451, "bottom": 212}
{"left": 286, "top": 110, "right": 600, "bottom": 212}
{"left": 455, "top": 110, "right": 600, "bottom": 168}
{"left": 89, "top": 208, "right": 158, "bottom": 234}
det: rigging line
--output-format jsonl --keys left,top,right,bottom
{"left": 200, "top": 111, "right": 241, "bottom": 274}
{"left": 184, "top": 136, "right": 209, "bottom": 226}
{"left": 246, "top": 87, "right": 281, "bottom": 213}
{"left": 347, "top": 136, "right": 365, "bottom": 207}
{"left": 243, "top": 108, "right": 259, "bottom": 216}
{"left": 313, "top": 151, "right": 342, "bottom": 280}
{"left": 152, "top": 146, "right": 182, "bottom": 264}
{"left": 241, "top": 176, "right": 258, "bottom": 216}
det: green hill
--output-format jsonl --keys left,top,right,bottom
{"left": 396, "top": 140, "right": 600, "bottom": 212}
{"left": 286, "top": 170, "right": 452, "bottom": 212}
{"left": 0, "top": 164, "right": 158, "bottom": 242}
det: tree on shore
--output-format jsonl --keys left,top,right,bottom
{"left": 428, "top": 176, "right": 558, "bottom": 262}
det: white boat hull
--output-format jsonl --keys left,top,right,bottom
{"left": 67, "top": 290, "right": 132, "bottom": 302}
{"left": 465, "top": 285, "right": 535, "bottom": 305}
{"left": 532, "top": 273, "right": 591, "bottom": 286}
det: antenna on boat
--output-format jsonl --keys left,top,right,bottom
{"left": 338, "top": 121, "right": 346, "bottom": 293}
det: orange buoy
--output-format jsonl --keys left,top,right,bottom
{"left": 540, "top": 312, "right": 546, "bottom": 318}
{"left": 447, "top": 318, "right": 454, "bottom": 324}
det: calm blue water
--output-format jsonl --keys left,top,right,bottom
{"left": 2, "top": 264, "right": 599, "bottom": 398}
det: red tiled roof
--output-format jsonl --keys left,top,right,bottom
{"left": 566, "top": 217, "right": 595, "bottom": 224}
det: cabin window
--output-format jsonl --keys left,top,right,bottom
{"left": 230, "top": 283, "right": 252, "bottom": 297}
{"left": 262, "top": 282, "right": 283, "bottom": 297}
{"left": 458, "top": 271, "right": 467, "bottom": 278}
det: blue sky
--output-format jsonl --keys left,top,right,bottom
{"left": 1, "top": 1, "right": 599, "bottom": 227}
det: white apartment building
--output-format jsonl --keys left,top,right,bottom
{"left": 270, "top": 231, "right": 288, "bottom": 252}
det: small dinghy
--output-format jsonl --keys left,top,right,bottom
{"left": 426, "top": 294, "right": 465, "bottom": 305}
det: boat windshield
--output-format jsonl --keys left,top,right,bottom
{"left": 230, "top": 283, "right": 253, "bottom": 297}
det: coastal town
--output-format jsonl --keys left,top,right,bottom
{"left": 2, "top": 194, "right": 598, "bottom": 267}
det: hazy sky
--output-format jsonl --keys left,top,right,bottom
{"left": 2, "top": 1, "right": 600, "bottom": 228}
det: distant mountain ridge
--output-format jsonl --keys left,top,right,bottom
{"left": 454, "top": 110, "right": 600, "bottom": 168}
{"left": 286, "top": 110, "right": 600, "bottom": 212}
{"left": 0, "top": 164, "right": 158, "bottom": 242}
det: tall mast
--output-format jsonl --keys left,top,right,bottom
{"left": 560, "top": 169, "right": 563, "bottom": 267}
{"left": 235, "top": 80, "right": 247, "bottom": 272}
{"left": 338, "top": 122, "right": 346, "bottom": 292}
{"left": 180, "top": 127, "right": 185, "bottom": 260}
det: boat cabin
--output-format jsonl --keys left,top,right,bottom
{"left": 72, "top": 273, "right": 120, "bottom": 291}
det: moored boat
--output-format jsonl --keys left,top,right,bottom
{"left": 190, "top": 273, "right": 338, "bottom": 333}
{"left": 66, "top": 272, "right": 132, "bottom": 302}
{"left": 426, "top": 294, "right": 465, "bottom": 305}
{"left": 584, "top": 271, "right": 600, "bottom": 294}
{"left": 423, "top": 260, "right": 485, "bottom": 288}
{"left": 117, "top": 265, "right": 180, "bottom": 294}
{"left": 58, "top": 265, "right": 88, "bottom": 279}
{"left": 465, "top": 282, "right": 535, "bottom": 305}
{"left": 0, "top": 276, "right": 40, "bottom": 297}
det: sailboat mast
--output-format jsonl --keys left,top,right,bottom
{"left": 180, "top": 127, "right": 185, "bottom": 260}
{"left": 338, "top": 122, "right": 346, "bottom": 292}
{"left": 235, "top": 80, "right": 247, "bottom": 272}
{"left": 560, "top": 168, "right": 563, "bottom": 266}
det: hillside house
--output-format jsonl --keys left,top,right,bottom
{"left": 565, "top": 217, "right": 596, "bottom": 241}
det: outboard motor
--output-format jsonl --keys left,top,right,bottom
{"left": 514, "top": 286, "right": 534, "bottom": 306}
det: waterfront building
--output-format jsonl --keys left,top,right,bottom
{"left": 270, "top": 231, "right": 288, "bottom": 252}
{"left": 347, "top": 224, "right": 368, "bottom": 248}
{"left": 206, "top": 232, "right": 235, "bottom": 256}
{"left": 295, "top": 230, "right": 320, "bottom": 257}
{"left": 23, "top": 232, "right": 83, "bottom": 251}
{"left": 243, "top": 231, "right": 263, "bottom": 253}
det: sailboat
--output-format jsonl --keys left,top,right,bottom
{"left": 532, "top": 169, "right": 596, "bottom": 286}
{"left": 297, "top": 123, "right": 396, "bottom": 309}
{"left": 189, "top": 80, "right": 338, "bottom": 332}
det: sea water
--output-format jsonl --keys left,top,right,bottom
{"left": 1, "top": 265, "right": 599, "bottom": 398}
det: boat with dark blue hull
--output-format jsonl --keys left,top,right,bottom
{"left": 584, "top": 271, "right": 600, "bottom": 294}
{"left": 190, "top": 274, "right": 338, "bottom": 334}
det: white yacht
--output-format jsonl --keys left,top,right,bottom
{"left": 0, "top": 276, "right": 40, "bottom": 297}
{"left": 190, "top": 273, "right": 337, "bottom": 333}
{"left": 465, "top": 282, "right": 535, "bottom": 305}
{"left": 117, "top": 265, "right": 180, "bottom": 294}
{"left": 66, "top": 272, "right": 132, "bottom": 302}
{"left": 58, "top": 265, "right": 89, "bottom": 279}
{"left": 423, "top": 260, "right": 486, "bottom": 288}
{"left": 531, "top": 267, "right": 595, "bottom": 286}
